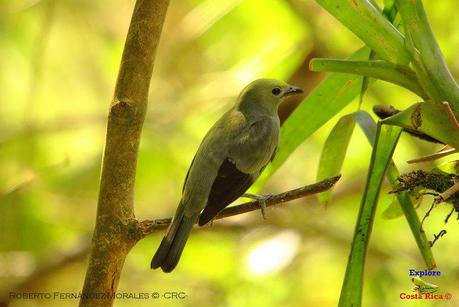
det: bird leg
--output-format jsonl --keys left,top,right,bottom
{"left": 242, "top": 193, "right": 273, "bottom": 219}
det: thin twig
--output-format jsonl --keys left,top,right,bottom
{"left": 444, "top": 207, "right": 455, "bottom": 224}
{"left": 429, "top": 229, "right": 447, "bottom": 247}
{"left": 420, "top": 199, "right": 436, "bottom": 232}
{"left": 137, "top": 175, "right": 341, "bottom": 238}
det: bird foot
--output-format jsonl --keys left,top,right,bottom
{"left": 242, "top": 193, "right": 273, "bottom": 219}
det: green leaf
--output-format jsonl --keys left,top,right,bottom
{"left": 339, "top": 124, "right": 402, "bottom": 307}
{"left": 381, "top": 102, "right": 459, "bottom": 148}
{"left": 358, "top": 0, "right": 397, "bottom": 107}
{"left": 435, "top": 160, "right": 459, "bottom": 174}
{"left": 381, "top": 196, "right": 404, "bottom": 219}
{"left": 395, "top": 0, "right": 459, "bottom": 105}
{"left": 315, "top": 0, "right": 410, "bottom": 64}
{"left": 355, "top": 110, "right": 435, "bottom": 269}
{"left": 316, "top": 114, "right": 355, "bottom": 204}
{"left": 264, "top": 47, "right": 371, "bottom": 179}
{"left": 382, "top": 0, "right": 397, "bottom": 21}
{"left": 353, "top": 110, "right": 377, "bottom": 144}
{"left": 385, "top": 162, "right": 436, "bottom": 270}
{"left": 310, "top": 59, "right": 427, "bottom": 99}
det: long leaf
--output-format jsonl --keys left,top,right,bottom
{"left": 359, "top": 0, "right": 398, "bottom": 107}
{"left": 353, "top": 111, "right": 377, "bottom": 143}
{"left": 317, "top": 114, "right": 355, "bottom": 204}
{"left": 315, "top": 0, "right": 409, "bottom": 64}
{"left": 264, "top": 47, "right": 371, "bottom": 179}
{"left": 385, "top": 162, "right": 436, "bottom": 269}
{"left": 354, "top": 111, "right": 435, "bottom": 269}
{"left": 310, "top": 59, "right": 427, "bottom": 99}
{"left": 395, "top": 0, "right": 459, "bottom": 106}
{"left": 339, "top": 123, "right": 402, "bottom": 307}
{"left": 381, "top": 102, "right": 459, "bottom": 148}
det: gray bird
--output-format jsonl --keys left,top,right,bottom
{"left": 151, "top": 79, "right": 303, "bottom": 272}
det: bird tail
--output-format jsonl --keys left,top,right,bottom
{"left": 151, "top": 201, "right": 197, "bottom": 272}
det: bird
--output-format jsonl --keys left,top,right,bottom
{"left": 151, "top": 79, "right": 303, "bottom": 272}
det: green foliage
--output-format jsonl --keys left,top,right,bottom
{"left": 315, "top": 0, "right": 409, "bottom": 63}
{"left": 308, "top": 0, "right": 459, "bottom": 306}
{"left": 355, "top": 111, "right": 435, "bottom": 270}
{"left": 317, "top": 114, "right": 355, "bottom": 204}
{"left": 382, "top": 102, "right": 459, "bottom": 148}
{"left": 396, "top": 0, "right": 459, "bottom": 104}
{"left": 385, "top": 163, "right": 436, "bottom": 270}
{"left": 310, "top": 59, "right": 427, "bottom": 98}
{"left": 339, "top": 124, "right": 402, "bottom": 307}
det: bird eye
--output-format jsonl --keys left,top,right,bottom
{"left": 271, "top": 87, "right": 281, "bottom": 96}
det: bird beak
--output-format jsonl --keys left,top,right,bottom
{"left": 283, "top": 85, "right": 304, "bottom": 97}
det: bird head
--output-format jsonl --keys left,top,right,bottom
{"left": 238, "top": 79, "right": 304, "bottom": 114}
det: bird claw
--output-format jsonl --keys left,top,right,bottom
{"left": 242, "top": 193, "right": 273, "bottom": 219}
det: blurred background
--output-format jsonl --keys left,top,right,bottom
{"left": 1, "top": 0, "right": 459, "bottom": 306}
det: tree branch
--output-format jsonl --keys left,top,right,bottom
{"left": 2, "top": 176, "right": 339, "bottom": 306}
{"left": 136, "top": 175, "right": 341, "bottom": 239}
{"left": 79, "top": 1, "right": 169, "bottom": 306}
{"left": 78, "top": 1, "right": 338, "bottom": 304}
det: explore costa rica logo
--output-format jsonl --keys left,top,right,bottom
{"left": 399, "top": 268, "right": 452, "bottom": 300}
{"left": 411, "top": 276, "right": 438, "bottom": 295}
{"left": 409, "top": 268, "right": 441, "bottom": 278}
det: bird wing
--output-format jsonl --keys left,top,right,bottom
{"left": 198, "top": 118, "right": 278, "bottom": 226}
{"left": 198, "top": 158, "right": 254, "bottom": 226}
{"left": 182, "top": 154, "right": 196, "bottom": 193}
